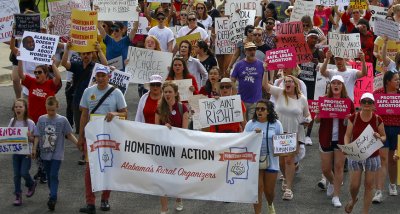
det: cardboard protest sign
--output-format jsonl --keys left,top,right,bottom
{"left": 108, "top": 56, "right": 123, "bottom": 70}
{"left": 338, "top": 125, "right": 383, "bottom": 161}
{"left": 0, "top": 127, "right": 30, "bottom": 154}
{"left": 265, "top": 47, "right": 297, "bottom": 70}
{"left": 176, "top": 32, "right": 201, "bottom": 47}
{"left": 70, "top": 0, "right": 91, "bottom": 10}
{"left": 126, "top": 47, "right": 172, "bottom": 84}
{"left": 198, "top": 95, "right": 243, "bottom": 127}
{"left": 318, "top": 97, "right": 351, "bottom": 119}
{"left": 313, "top": 0, "right": 335, "bottom": 6}
{"left": 94, "top": 0, "right": 138, "bottom": 22}
{"left": 308, "top": 100, "right": 319, "bottom": 119}
{"left": 336, "top": 0, "right": 350, "bottom": 10}
{"left": 350, "top": 0, "right": 368, "bottom": 10}
{"left": 374, "top": 73, "right": 383, "bottom": 91}
{"left": 225, "top": 0, "right": 262, "bottom": 16}
{"left": 109, "top": 69, "right": 132, "bottom": 95}
{"left": 373, "top": 17, "right": 400, "bottom": 41}
{"left": 127, "top": 18, "right": 149, "bottom": 35}
{"left": 328, "top": 33, "right": 361, "bottom": 59}
{"left": 0, "top": 0, "right": 19, "bottom": 42}
{"left": 17, "top": 31, "right": 59, "bottom": 65}
{"left": 276, "top": 21, "right": 313, "bottom": 64}
{"left": 50, "top": 13, "right": 71, "bottom": 42}
{"left": 172, "top": 79, "right": 193, "bottom": 101}
{"left": 48, "top": 0, "right": 71, "bottom": 16}
{"left": 70, "top": 9, "right": 98, "bottom": 53}
{"left": 290, "top": 0, "right": 316, "bottom": 22}
{"left": 188, "top": 94, "right": 208, "bottom": 130}
{"left": 14, "top": 14, "right": 41, "bottom": 38}
{"left": 228, "top": 10, "right": 256, "bottom": 44}
{"left": 369, "top": 6, "right": 388, "bottom": 29}
{"left": 215, "top": 17, "right": 235, "bottom": 55}
{"left": 374, "top": 94, "right": 400, "bottom": 115}
{"left": 272, "top": 133, "right": 297, "bottom": 156}
{"left": 350, "top": 61, "right": 374, "bottom": 107}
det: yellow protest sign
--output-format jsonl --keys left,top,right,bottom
{"left": 350, "top": 0, "right": 368, "bottom": 10}
{"left": 70, "top": 9, "right": 98, "bottom": 53}
{"left": 176, "top": 32, "right": 201, "bottom": 56}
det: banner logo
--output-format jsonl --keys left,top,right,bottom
{"left": 219, "top": 147, "right": 255, "bottom": 184}
{"left": 91, "top": 134, "right": 120, "bottom": 172}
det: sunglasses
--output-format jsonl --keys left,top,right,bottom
{"left": 150, "top": 82, "right": 162, "bottom": 87}
{"left": 197, "top": 7, "right": 204, "bottom": 10}
{"left": 361, "top": 99, "right": 374, "bottom": 105}
{"left": 34, "top": 70, "right": 43, "bottom": 75}
{"left": 253, "top": 33, "right": 262, "bottom": 37}
{"left": 219, "top": 85, "right": 232, "bottom": 89}
{"left": 255, "top": 107, "right": 266, "bottom": 112}
{"left": 157, "top": 17, "right": 165, "bottom": 21}
{"left": 113, "top": 29, "right": 120, "bottom": 32}
{"left": 188, "top": 18, "right": 196, "bottom": 21}
{"left": 180, "top": 13, "right": 187, "bottom": 16}
{"left": 266, "top": 22, "right": 275, "bottom": 25}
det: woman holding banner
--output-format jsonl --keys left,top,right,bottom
{"left": 245, "top": 99, "right": 283, "bottom": 214}
{"left": 315, "top": 75, "right": 355, "bottom": 208}
{"left": 155, "top": 81, "right": 189, "bottom": 214}
{"left": 343, "top": 92, "right": 386, "bottom": 214}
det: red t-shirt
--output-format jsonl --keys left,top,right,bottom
{"left": 157, "top": 102, "right": 188, "bottom": 128}
{"left": 143, "top": 96, "right": 159, "bottom": 124}
{"left": 22, "top": 75, "right": 58, "bottom": 123}
{"left": 349, "top": 112, "right": 383, "bottom": 158}
{"left": 209, "top": 101, "right": 246, "bottom": 133}
{"left": 373, "top": 88, "right": 400, "bottom": 126}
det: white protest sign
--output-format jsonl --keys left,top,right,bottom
{"left": 229, "top": 10, "right": 256, "bottom": 44}
{"left": 374, "top": 73, "right": 383, "bottom": 91}
{"left": 50, "top": 13, "right": 71, "bottom": 40}
{"left": 0, "top": 127, "right": 30, "bottom": 154}
{"left": 17, "top": 31, "right": 59, "bottom": 65}
{"left": 290, "top": 0, "right": 316, "bottom": 22}
{"left": 374, "top": 17, "right": 400, "bottom": 41}
{"left": 314, "top": 64, "right": 330, "bottom": 100}
{"left": 198, "top": 95, "right": 244, "bottom": 127}
{"left": 328, "top": 32, "right": 361, "bottom": 59}
{"left": 108, "top": 56, "right": 123, "bottom": 70}
{"left": 137, "top": 17, "right": 149, "bottom": 35}
{"left": 70, "top": 0, "right": 91, "bottom": 10}
{"left": 369, "top": 6, "right": 388, "bottom": 29}
{"left": 272, "top": 133, "right": 297, "bottom": 156}
{"left": 336, "top": 0, "right": 350, "bottom": 10}
{"left": 48, "top": 0, "right": 71, "bottom": 16}
{"left": 225, "top": 0, "right": 262, "bottom": 16}
{"left": 338, "top": 125, "right": 383, "bottom": 161}
{"left": 126, "top": 47, "right": 172, "bottom": 84}
{"left": 94, "top": 0, "right": 138, "bottom": 21}
{"left": 109, "top": 69, "right": 132, "bottom": 95}
{"left": 188, "top": 94, "right": 208, "bottom": 130}
{"left": 313, "top": 0, "right": 335, "bottom": 6}
{"left": 215, "top": 17, "right": 235, "bottom": 55}
{"left": 85, "top": 119, "right": 261, "bottom": 203}
{"left": 0, "top": 0, "right": 20, "bottom": 42}
{"left": 172, "top": 79, "right": 193, "bottom": 101}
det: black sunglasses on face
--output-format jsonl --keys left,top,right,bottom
{"left": 188, "top": 18, "right": 196, "bottom": 21}
{"left": 361, "top": 99, "right": 374, "bottom": 105}
{"left": 219, "top": 85, "right": 232, "bottom": 89}
{"left": 255, "top": 107, "right": 266, "bottom": 112}
{"left": 34, "top": 70, "right": 43, "bottom": 75}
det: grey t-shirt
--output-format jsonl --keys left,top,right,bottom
{"left": 80, "top": 85, "right": 127, "bottom": 115}
{"left": 34, "top": 114, "right": 73, "bottom": 160}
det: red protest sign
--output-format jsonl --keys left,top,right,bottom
{"left": 276, "top": 21, "right": 313, "bottom": 64}
{"left": 265, "top": 47, "right": 297, "bottom": 70}
{"left": 350, "top": 61, "right": 374, "bottom": 107}
{"left": 374, "top": 94, "right": 400, "bottom": 115}
{"left": 318, "top": 97, "right": 351, "bottom": 119}
{"left": 308, "top": 100, "right": 319, "bottom": 119}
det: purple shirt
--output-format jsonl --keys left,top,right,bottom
{"left": 231, "top": 59, "right": 264, "bottom": 103}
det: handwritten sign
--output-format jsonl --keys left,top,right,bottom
{"left": 313, "top": 0, "right": 335, "bottom": 6}
{"left": 338, "top": 125, "right": 383, "bottom": 161}
{"left": 373, "top": 17, "right": 400, "bottom": 41}
{"left": 374, "top": 73, "right": 383, "bottom": 91}
{"left": 126, "top": 47, "right": 172, "bottom": 84}
{"left": 109, "top": 69, "right": 132, "bottom": 95}
{"left": 172, "top": 79, "right": 193, "bottom": 101}
{"left": 272, "top": 133, "right": 297, "bottom": 156}
{"left": 48, "top": 0, "right": 71, "bottom": 16}
{"left": 265, "top": 47, "right": 297, "bottom": 70}
{"left": 228, "top": 10, "right": 256, "bottom": 44}
{"left": 215, "top": 17, "right": 235, "bottom": 55}
{"left": 94, "top": 0, "right": 138, "bottom": 21}
{"left": 276, "top": 21, "right": 313, "bottom": 64}
{"left": 374, "top": 94, "right": 400, "bottom": 115}
{"left": 198, "top": 95, "right": 243, "bottom": 127}
{"left": 70, "top": 0, "right": 91, "bottom": 10}
{"left": 350, "top": 61, "right": 374, "bottom": 107}
{"left": 14, "top": 14, "right": 41, "bottom": 38}
{"left": 127, "top": 18, "right": 149, "bottom": 35}
{"left": 290, "top": 0, "right": 316, "bottom": 21}
{"left": 70, "top": 9, "right": 98, "bottom": 53}
{"left": 176, "top": 32, "right": 201, "bottom": 48}
{"left": 50, "top": 13, "right": 71, "bottom": 42}
{"left": 0, "top": 0, "right": 19, "bottom": 42}
{"left": 369, "top": 6, "right": 388, "bottom": 29}
{"left": 188, "top": 94, "right": 208, "bottom": 130}
{"left": 108, "top": 56, "right": 123, "bottom": 70}
{"left": 225, "top": 0, "right": 262, "bottom": 16}
{"left": 314, "top": 64, "right": 333, "bottom": 100}
{"left": 308, "top": 100, "right": 319, "bottom": 119}
{"left": 17, "top": 31, "right": 59, "bottom": 65}
{"left": 350, "top": 0, "right": 368, "bottom": 10}
{"left": 0, "top": 127, "right": 30, "bottom": 154}
{"left": 318, "top": 97, "right": 351, "bottom": 119}
{"left": 328, "top": 33, "right": 361, "bottom": 59}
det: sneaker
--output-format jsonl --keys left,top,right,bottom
{"left": 331, "top": 196, "right": 342, "bottom": 208}
{"left": 47, "top": 199, "right": 56, "bottom": 211}
{"left": 297, "top": 144, "right": 306, "bottom": 161}
{"left": 318, "top": 178, "right": 327, "bottom": 190}
{"left": 282, "top": 189, "right": 293, "bottom": 200}
{"left": 26, "top": 181, "right": 37, "bottom": 197}
{"left": 305, "top": 136, "right": 313, "bottom": 146}
{"left": 389, "top": 184, "right": 398, "bottom": 196}
{"left": 40, "top": 175, "right": 47, "bottom": 184}
{"left": 327, "top": 183, "right": 334, "bottom": 197}
{"left": 13, "top": 193, "right": 22, "bottom": 206}
{"left": 372, "top": 190, "right": 383, "bottom": 203}
{"left": 79, "top": 204, "right": 96, "bottom": 214}
{"left": 175, "top": 200, "right": 183, "bottom": 211}
{"left": 100, "top": 200, "right": 110, "bottom": 211}
{"left": 268, "top": 203, "right": 276, "bottom": 214}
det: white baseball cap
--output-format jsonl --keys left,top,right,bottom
{"left": 330, "top": 75, "right": 344, "bottom": 83}
{"left": 95, "top": 64, "right": 110, "bottom": 75}
{"left": 144, "top": 75, "right": 163, "bottom": 89}
{"left": 360, "top": 92, "right": 375, "bottom": 101}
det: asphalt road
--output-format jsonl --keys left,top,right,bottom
{"left": 0, "top": 80, "right": 398, "bottom": 214}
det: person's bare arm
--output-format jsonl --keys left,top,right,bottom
{"left": 17, "top": 57, "right": 26, "bottom": 81}
{"left": 95, "top": 42, "right": 108, "bottom": 66}
{"left": 129, "top": 21, "right": 138, "bottom": 40}
{"left": 344, "top": 120, "right": 353, "bottom": 145}
{"left": 356, "top": 51, "right": 367, "bottom": 79}
{"left": 182, "top": 112, "right": 189, "bottom": 129}
{"left": 320, "top": 50, "right": 332, "bottom": 78}
{"left": 105, "top": 108, "right": 128, "bottom": 122}
{"left": 61, "top": 42, "right": 72, "bottom": 70}
{"left": 77, "top": 107, "right": 89, "bottom": 151}
{"left": 67, "top": 133, "right": 78, "bottom": 145}
{"left": 51, "top": 56, "right": 62, "bottom": 86}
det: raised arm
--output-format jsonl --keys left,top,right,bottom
{"left": 356, "top": 51, "right": 367, "bottom": 79}
{"left": 51, "top": 56, "right": 61, "bottom": 86}
{"left": 17, "top": 57, "right": 26, "bottom": 81}
{"left": 95, "top": 42, "right": 108, "bottom": 66}
{"left": 61, "top": 42, "right": 72, "bottom": 70}
{"left": 129, "top": 21, "right": 138, "bottom": 40}
{"left": 381, "top": 36, "right": 391, "bottom": 67}
{"left": 320, "top": 50, "right": 332, "bottom": 78}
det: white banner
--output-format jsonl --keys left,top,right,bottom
{"left": 225, "top": 0, "right": 262, "bottom": 16}
{"left": 328, "top": 32, "right": 361, "bottom": 59}
{"left": 17, "top": 31, "right": 59, "bottom": 65}
{"left": 188, "top": 94, "right": 208, "bottom": 130}
{"left": 0, "top": 0, "right": 19, "bottom": 42}
{"left": 338, "top": 125, "right": 383, "bottom": 161}
{"left": 94, "top": 0, "right": 138, "bottom": 21}
{"left": 369, "top": 5, "right": 388, "bottom": 29}
{"left": 373, "top": 17, "right": 400, "bottom": 41}
{"left": 0, "top": 127, "right": 30, "bottom": 154}
{"left": 198, "top": 95, "right": 243, "bottom": 127}
{"left": 272, "top": 133, "right": 297, "bottom": 155}
{"left": 107, "top": 56, "right": 123, "bottom": 70}
{"left": 290, "top": 0, "right": 316, "bottom": 22}
{"left": 85, "top": 119, "right": 261, "bottom": 203}
{"left": 215, "top": 17, "right": 235, "bottom": 55}
{"left": 172, "top": 79, "right": 193, "bottom": 101}
{"left": 228, "top": 10, "right": 256, "bottom": 44}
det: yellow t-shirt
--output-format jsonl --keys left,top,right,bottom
{"left": 374, "top": 36, "right": 400, "bottom": 72}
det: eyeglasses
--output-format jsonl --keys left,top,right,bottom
{"left": 150, "top": 82, "right": 162, "bottom": 87}
{"left": 253, "top": 33, "right": 262, "bottom": 37}
{"left": 157, "top": 17, "right": 165, "bottom": 21}
{"left": 255, "top": 107, "right": 266, "bottom": 112}
{"left": 180, "top": 13, "right": 187, "bottom": 16}
{"left": 219, "top": 85, "right": 232, "bottom": 89}
{"left": 266, "top": 22, "right": 275, "bottom": 25}
{"left": 197, "top": 7, "right": 204, "bottom": 10}
{"left": 361, "top": 99, "right": 374, "bottom": 105}
{"left": 34, "top": 70, "right": 43, "bottom": 75}
{"left": 188, "top": 18, "right": 196, "bottom": 21}
{"left": 284, "top": 80, "right": 294, "bottom": 84}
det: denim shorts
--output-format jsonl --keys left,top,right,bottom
{"left": 348, "top": 156, "right": 381, "bottom": 172}
{"left": 384, "top": 126, "right": 400, "bottom": 151}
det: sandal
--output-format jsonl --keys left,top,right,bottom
{"left": 282, "top": 189, "right": 293, "bottom": 200}
{"left": 344, "top": 198, "right": 358, "bottom": 213}
{"left": 281, "top": 180, "right": 287, "bottom": 192}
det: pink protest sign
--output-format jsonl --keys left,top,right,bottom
{"left": 374, "top": 94, "right": 400, "bottom": 115}
{"left": 318, "top": 97, "right": 351, "bottom": 119}
{"left": 350, "top": 61, "right": 374, "bottom": 107}
{"left": 308, "top": 100, "right": 319, "bottom": 119}
{"left": 265, "top": 47, "right": 297, "bottom": 70}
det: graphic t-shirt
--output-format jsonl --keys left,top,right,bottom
{"left": 314, "top": 7, "right": 331, "bottom": 35}
{"left": 231, "top": 59, "right": 264, "bottom": 103}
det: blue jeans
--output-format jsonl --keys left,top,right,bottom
{"left": 13, "top": 154, "right": 34, "bottom": 194}
{"left": 43, "top": 160, "right": 62, "bottom": 201}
